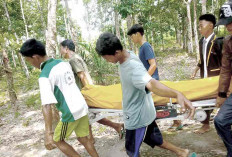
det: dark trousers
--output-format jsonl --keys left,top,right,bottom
{"left": 214, "top": 94, "right": 232, "bottom": 157}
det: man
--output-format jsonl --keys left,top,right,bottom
{"left": 191, "top": 14, "right": 223, "bottom": 134}
{"left": 95, "top": 32, "right": 196, "bottom": 157}
{"left": 20, "top": 39, "right": 99, "bottom": 157}
{"left": 214, "top": 1, "right": 232, "bottom": 156}
{"left": 60, "top": 39, "right": 124, "bottom": 144}
{"left": 127, "top": 24, "right": 182, "bottom": 131}
{"left": 127, "top": 24, "right": 159, "bottom": 80}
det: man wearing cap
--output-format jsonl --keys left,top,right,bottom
{"left": 214, "top": 1, "right": 232, "bottom": 156}
{"left": 191, "top": 14, "right": 223, "bottom": 134}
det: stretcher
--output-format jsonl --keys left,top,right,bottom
{"left": 82, "top": 77, "right": 219, "bottom": 124}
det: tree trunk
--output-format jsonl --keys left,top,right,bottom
{"left": 115, "top": 10, "right": 121, "bottom": 40}
{"left": 63, "top": 14, "right": 70, "bottom": 39}
{"left": 126, "top": 15, "right": 134, "bottom": 51}
{"left": 2, "top": 48, "right": 17, "bottom": 110}
{"left": 3, "top": 0, "right": 30, "bottom": 78}
{"left": 185, "top": 0, "right": 193, "bottom": 53}
{"left": 20, "top": 0, "right": 29, "bottom": 39}
{"left": 36, "top": 0, "right": 46, "bottom": 34}
{"left": 193, "top": 0, "right": 200, "bottom": 58}
{"left": 64, "top": 0, "right": 79, "bottom": 52}
{"left": 11, "top": 51, "right": 16, "bottom": 68}
{"left": 201, "top": 0, "right": 207, "bottom": 14}
{"left": 46, "top": 0, "right": 57, "bottom": 58}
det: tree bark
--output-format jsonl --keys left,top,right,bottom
{"left": 64, "top": 0, "right": 79, "bottom": 52}
{"left": 45, "top": 0, "right": 57, "bottom": 58}
{"left": 115, "top": 10, "right": 121, "bottom": 40}
{"left": 20, "top": 0, "right": 29, "bottom": 39}
{"left": 184, "top": 0, "right": 193, "bottom": 53}
{"left": 2, "top": 48, "right": 17, "bottom": 110}
{"left": 126, "top": 15, "right": 134, "bottom": 51}
{"left": 36, "top": 0, "right": 46, "bottom": 34}
{"left": 201, "top": 0, "right": 207, "bottom": 14}
{"left": 193, "top": 0, "right": 200, "bottom": 59}
{"left": 3, "top": 0, "right": 30, "bottom": 78}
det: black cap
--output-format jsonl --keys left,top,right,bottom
{"left": 217, "top": 1, "right": 232, "bottom": 26}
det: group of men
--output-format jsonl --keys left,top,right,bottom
{"left": 19, "top": 1, "right": 232, "bottom": 157}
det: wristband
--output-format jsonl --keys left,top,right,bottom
{"left": 218, "top": 92, "right": 227, "bottom": 98}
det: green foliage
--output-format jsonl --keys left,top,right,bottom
{"left": 78, "top": 42, "right": 120, "bottom": 85}
{"left": 25, "top": 93, "right": 41, "bottom": 110}
{"left": 14, "top": 67, "right": 40, "bottom": 93}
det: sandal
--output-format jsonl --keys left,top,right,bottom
{"left": 167, "top": 124, "right": 184, "bottom": 132}
{"left": 119, "top": 125, "right": 125, "bottom": 139}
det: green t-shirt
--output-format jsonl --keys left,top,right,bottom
{"left": 119, "top": 52, "right": 156, "bottom": 130}
{"left": 69, "top": 54, "right": 93, "bottom": 89}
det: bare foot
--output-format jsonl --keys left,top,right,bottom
{"left": 177, "top": 149, "right": 189, "bottom": 157}
{"left": 193, "top": 124, "right": 210, "bottom": 134}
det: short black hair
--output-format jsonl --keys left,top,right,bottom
{"left": 127, "top": 24, "right": 144, "bottom": 36}
{"left": 95, "top": 32, "right": 123, "bottom": 56}
{"left": 60, "top": 39, "right": 75, "bottom": 52}
{"left": 199, "top": 14, "right": 216, "bottom": 27}
{"left": 20, "top": 38, "right": 46, "bottom": 57}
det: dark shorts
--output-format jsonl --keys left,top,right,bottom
{"left": 125, "top": 120, "right": 163, "bottom": 157}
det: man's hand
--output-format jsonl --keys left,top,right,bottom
{"left": 216, "top": 96, "right": 227, "bottom": 108}
{"left": 176, "top": 92, "right": 195, "bottom": 119}
{"left": 44, "top": 132, "right": 56, "bottom": 150}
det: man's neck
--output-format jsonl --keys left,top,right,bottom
{"left": 68, "top": 51, "right": 75, "bottom": 59}
{"left": 204, "top": 30, "right": 214, "bottom": 39}
{"left": 139, "top": 36, "right": 146, "bottom": 46}
{"left": 119, "top": 50, "right": 130, "bottom": 64}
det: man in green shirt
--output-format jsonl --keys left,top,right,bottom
{"left": 60, "top": 39, "right": 124, "bottom": 144}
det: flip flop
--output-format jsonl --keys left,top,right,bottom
{"left": 119, "top": 125, "right": 125, "bottom": 139}
{"left": 167, "top": 124, "right": 184, "bottom": 131}
{"left": 189, "top": 152, "right": 197, "bottom": 157}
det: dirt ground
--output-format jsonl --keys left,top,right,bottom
{"left": 0, "top": 52, "right": 228, "bottom": 157}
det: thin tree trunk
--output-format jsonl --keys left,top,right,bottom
{"left": 45, "top": 0, "right": 57, "bottom": 58}
{"left": 20, "top": 0, "right": 29, "bottom": 39}
{"left": 184, "top": 0, "right": 193, "bottom": 53}
{"left": 36, "top": 0, "right": 46, "bottom": 34}
{"left": 11, "top": 51, "right": 16, "bottom": 68}
{"left": 3, "top": 0, "right": 29, "bottom": 78}
{"left": 115, "top": 10, "right": 121, "bottom": 40}
{"left": 201, "top": 0, "right": 207, "bottom": 14}
{"left": 193, "top": 0, "right": 200, "bottom": 58}
{"left": 126, "top": 15, "right": 133, "bottom": 51}
{"left": 64, "top": 0, "right": 79, "bottom": 52}
{"left": 63, "top": 14, "right": 70, "bottom": 39}
{"left": 2, "top": 48, "right": 17, "bottom": 110}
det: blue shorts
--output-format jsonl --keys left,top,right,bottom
{"left": 125, "top": 120, "right": 163, "bottom": 157}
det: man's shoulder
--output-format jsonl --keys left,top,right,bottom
{"left": 40, "top": 59, "right": 63, "bottom": 78}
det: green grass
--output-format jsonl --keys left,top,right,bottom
{"left": 25, "top": 93, "right": 41, "bottom": 110}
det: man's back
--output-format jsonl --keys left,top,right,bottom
{"left": 119, "top": 52, "right": 156, "bottom": 130}
{"left": 139, "top": 42, "right": 159, "bottom": 80}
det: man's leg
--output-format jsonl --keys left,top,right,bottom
{"left": 214, "top": 94, "right": 232, "bottom": 157}
{"left": 89, "top": 125, "right": 95, "bottom": 144}
{"left": 159, "top": 140, "right": 189, "bottom": 157}
{"left": 54, "top": 140, "right": 80, "bottom": 157}
{"left": 194, "top": 109, "right": 212, "bottom": 134}
{"left": 78, "top": 136, "right": 99, "bottom": 157}
{"left": 98, "top": 118, "right": 124, "bottom": 135}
